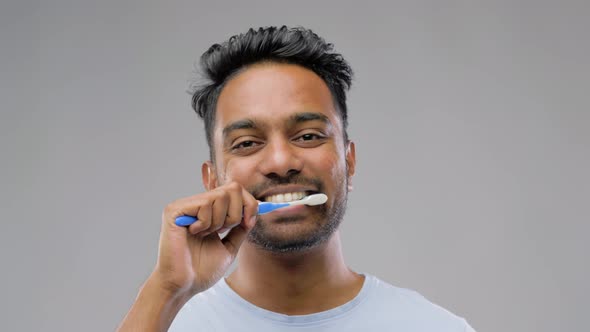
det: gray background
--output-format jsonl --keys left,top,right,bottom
{"left": 1, "top": 0, "right": 588, "bottom": 331}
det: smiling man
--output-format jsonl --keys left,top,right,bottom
{"left": 118, "top": 26, "right": 475, "bottom": 331}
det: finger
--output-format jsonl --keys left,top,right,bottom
{"left": 220, "top": 190, "right": 259, "bottom": 256}
{"left": 162, "top": 200, "right": 205, "bottom": 246}
{"left": 222, "top": 221, "right": 252, "bottom": 257}
{"left": 189, "top": 203, "right": 212, "bottom": 235}
{"left": 163, "top": 194, "right": 209, "bottom": 228}
{"left": 224, "top": 183, "right": 244, "bottom": 230}
{"left": 241, "top": 187, "right": 259, "bottom": 229}
{"left": 209, "top": 191, "right": 229, "bottom": 232}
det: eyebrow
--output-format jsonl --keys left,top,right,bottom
{"left": 222, "top": 119, "right": 257, "bottom": 140}
{"left": 288, "top": 112, "right": 330, "bottom": 126}
{"left": 221, "top": 112, "right": 331, "bottom": 141}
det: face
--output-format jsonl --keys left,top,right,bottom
{"left": 203, "top": 63, "right": 356, "bottom": 253}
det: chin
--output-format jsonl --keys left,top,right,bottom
{"left": 248, "top": 189, "right": 348, "bottom": 254}
{"left": 247, "top": 216, "right": 340, "bottom": 253}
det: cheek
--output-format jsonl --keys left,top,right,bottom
{"left": 309, "top": 148, "right": 346, "bottom": 181}
{"left": 219, "top": 158, "right": 259, "bottom": 184}
{"left": 313, "top": 153, "right": 347, "bottom": 207}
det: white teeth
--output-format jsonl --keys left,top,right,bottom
{"left": 264, "top": 191, "right": 307, "bottom": 203}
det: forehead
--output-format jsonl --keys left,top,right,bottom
{"left": 214, "top": 63, "right": 341, "bottom": 139}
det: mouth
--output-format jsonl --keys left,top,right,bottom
{"left": 256, "top": 187, "right": 320, "bottom": 203}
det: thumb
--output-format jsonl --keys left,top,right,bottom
{"left": 221, "top": 215, "right": 257, "bottom": 257}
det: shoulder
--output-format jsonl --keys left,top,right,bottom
{"left": 362, "top": 274, "right": 476, "bottom": 331}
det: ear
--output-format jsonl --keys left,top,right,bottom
{"left": 345, "top": 141, "right": 356, "bottom": 192}
{"left": 201, "top": 161, "right": 218, "bottom": 191}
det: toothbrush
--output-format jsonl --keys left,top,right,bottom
{"left": 175, "top": 193, "right": 328, "bottom": 226}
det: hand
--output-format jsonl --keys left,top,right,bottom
{"left": 152, "top": 181, "right": 258, "bottom": 297}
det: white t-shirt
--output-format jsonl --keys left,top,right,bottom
{"left": 169, "top": 274, "right": 476, "bottom": 331}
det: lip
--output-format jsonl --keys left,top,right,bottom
{"left": 263, "top": 204, "right": 308, "bottom": 217}
{"left": 260, "top": 203, "right": 323, "bottom": 222}
{"left": 255, "top": 185, "right": 319, "bottom": 200}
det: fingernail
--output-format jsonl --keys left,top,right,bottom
{"left": 249, "top": 216, "right": 257, "bottom": 227}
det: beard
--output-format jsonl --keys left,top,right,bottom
{"left": 245, "top": 173, "right": 349, "bottom": 254}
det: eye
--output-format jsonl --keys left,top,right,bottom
{"left": 296, "top": 132, "right": 326, "bottom": 141}
{"left": 293, "top": 132, "right": 327, "bottom": 147}
{"left": 298, "top": 133, "right": 321, "bottom": 141}
{"left": 232, "top": 140, "right": 260, "bottom": 151}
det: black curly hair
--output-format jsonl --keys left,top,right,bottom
{"left": 188, "top": 26, "right": 354, "bottom": 159}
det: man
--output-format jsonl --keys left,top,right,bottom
{"left": 118, "top": 26, "right": 476, "bottom": 331}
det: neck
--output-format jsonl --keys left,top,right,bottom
{"left": 226, "top": 231, "right": 364, "bottom": 315}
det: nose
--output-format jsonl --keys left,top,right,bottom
{"left": 258, "top": 137, "right": 303, "bottom": 178}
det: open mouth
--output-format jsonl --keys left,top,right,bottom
{"left": 261, "top": 190, "right": 318, "bottom": 203}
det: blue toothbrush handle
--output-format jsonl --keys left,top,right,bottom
{"left": 257, "top": 201, "right": 289, "bottom": 214}
{"left": 174, "top": 202, "right": 291, "bottom": 227}
{"left": 175, "top": 215, "right": 198, "bottom": 226}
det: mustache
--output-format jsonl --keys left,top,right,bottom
{"left": 248, "top": 173, "right": 324, "bottom": 199}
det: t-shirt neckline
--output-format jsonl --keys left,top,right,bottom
{"left": 217, "top": 274, "right": 375, "bottom": 326}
